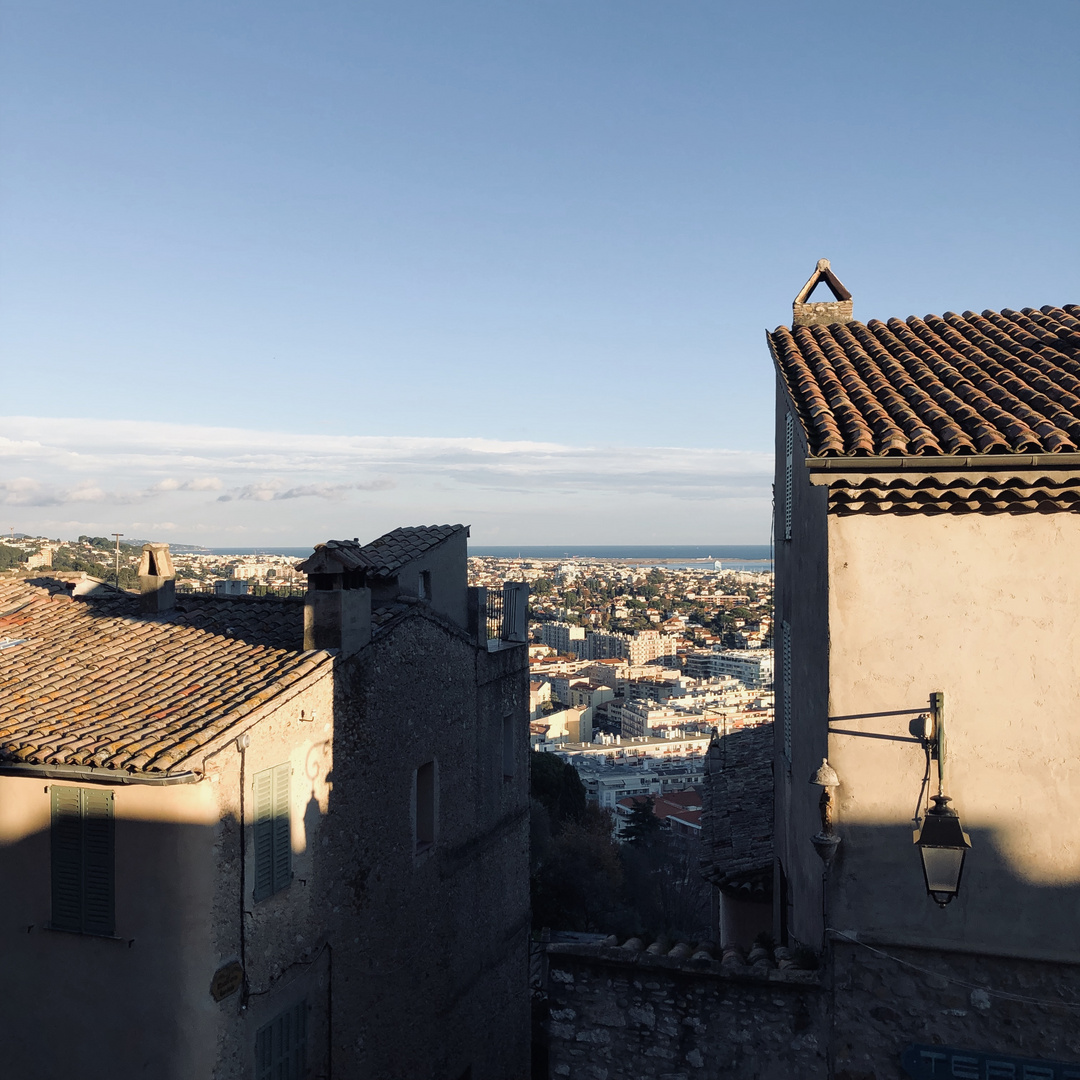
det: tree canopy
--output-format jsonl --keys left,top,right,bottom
{"left": 530, "top": 752, "right": 586, "bottom": 833}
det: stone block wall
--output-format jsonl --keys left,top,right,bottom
{"left": 543, "top": 943, "right": 827, "bottom": 1080}
{"left": 830, "top": 937, "right": 1080, "bottom": 1080}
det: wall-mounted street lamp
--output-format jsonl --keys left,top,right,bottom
{"left": 809, "top": 757, "right": 841, "bottom": 865}
{"left": 820, "top": 691, "right": 972, "bottom": 907}
{"left": 913, "top": 692, "right": 971, "bottom": 907}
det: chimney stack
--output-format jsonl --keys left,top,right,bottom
{"left": 138, "top": 543, "right": 176, "bottom": 613}
{"left": 295, "top": 541, "right": 372, "bottom": 657}
{"left": 792, "top": 259, "right": 853, "bottom": 328}
{"left": 303, "top": 578, "right": 371, "bottom": 656}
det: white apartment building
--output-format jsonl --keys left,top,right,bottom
{"left": 687, "top": 648, "right": 774, "bottom": 688}
{"left": 564, "top": 755, "right": 709, "bottom": 809}
{"left": 540, "top": 621, "right": 585, "bottom": 656}
{"left": 580, "top": 628, "right": 678, "bottom": 665}
{"left": 613, "top": 701, "right": 684, "bottom": 738}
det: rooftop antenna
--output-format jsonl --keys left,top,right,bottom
{"left": 112, "top": 533, "right": 123, "bottom": 588}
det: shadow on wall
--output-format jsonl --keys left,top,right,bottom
{"left": 821, "top": 825, "right": 1080, "bottom": 1076}
{"left": 825, "top": 819, "right": 1080, "bottom": 957}
{"left": 0, "top": 811, "right": 331, "bottom": 1080}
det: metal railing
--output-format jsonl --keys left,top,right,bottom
{"left": 175, "top": 582, "right": 307, "bottom": 598}
{"left": 470, "top": 582, "right": 529, "bottom": 647}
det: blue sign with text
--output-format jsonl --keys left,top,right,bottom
{"left": 902, "top": 1044, "right": 1080, "bottom": 1079}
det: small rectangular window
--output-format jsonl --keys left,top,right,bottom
{"left": 254, "top": 763, "right": 291, "bottom": 901}
{"left": 502, "top": 714, "right": 515, "bottom": 779}
{"left": 415, "top": 760, "right": 436, "bottom": 852}
{"left": 255, "top": 999, "right": 307, "bottom": 1080}
{"left": 51, "top": 786, "right": 114, "bottom": 936}
{"left": 419, "top": 569, "right": 432, "bottom": 600}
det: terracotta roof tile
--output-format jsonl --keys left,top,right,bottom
{"left": 769, "top": 306, "right": 1080, "bottom": 457}
{"left": 826, "top": 475, "right": 1080, "bottom": 516}
{"left": 0, "top": 580, "right": 332, "bottom": 777}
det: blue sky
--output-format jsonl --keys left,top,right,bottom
{"left": 1, "top": 1, "right": 1077, "bottom": 544}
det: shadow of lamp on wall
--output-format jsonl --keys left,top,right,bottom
{"left": 817, "top": 691, "right": 972, "bottom": 907}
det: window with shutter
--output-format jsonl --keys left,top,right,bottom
{"left": 255, "top": 999, "right": 307, "bottom": 1080}
{"left": 253, "top": 763, "right": 292, "bottom": 901}
{"left": 784, "top": 412, "right": 794, "bottom": 542}
{"left": 781, "top": 621, "right": 793, "bottom": 764}
{"left": 51, "top": 786, "right": 114, "bottom": 935}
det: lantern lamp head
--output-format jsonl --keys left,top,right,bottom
{"left": 914, "top": 795, "right": 971, "bottom": 907}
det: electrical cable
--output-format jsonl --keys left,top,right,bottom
{"left": 912, "top": 742, "right": 932, "bottom": 828}
{"left": 828, "top": 930, "right": 1080, "bottom": 1012}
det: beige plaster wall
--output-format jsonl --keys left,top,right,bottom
{"left": 201, "top": 670, "right": 335, "bottom": 1079}
{"left": 0, "top": 774, "right": 220, "bottom": 1079}
{"left": 826, "top": 510, "right": 1080, "bottom": 957}
{"left": 0, "top": 668, "right": 336, "bottom": 1080}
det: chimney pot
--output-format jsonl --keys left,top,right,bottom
{"left": 792, "top": 259, "right": 853, "bottom": 328}
{"left": 138, "top": 543, "right": 176, "bottom": 613}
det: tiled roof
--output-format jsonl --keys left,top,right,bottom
{"left": 699, "top": 723, "right": 774, "bottom": 891}
{"left": 0, "top": 579, "right": 332, "bottom": 776}
{"left": 297, "top": 524, "right": 467, "bottom": 576}
{"left": 769, "top": 305, "right": 1080, "bottom": 458}
{"left": 826, "top": 475, "right": 1080, "bottom": 516}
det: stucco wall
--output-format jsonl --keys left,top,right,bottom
{"left": 826, "top": 510, "right": 1080, "bottom": 957}
{"left": 204, "top": 671, "right": 336, "bottom": 1079}
{"left": 0, "top": 670, "right": 336, "bottom": 1080}
{"left": 0, "top": 774, "right": 220, "bottom": 1079}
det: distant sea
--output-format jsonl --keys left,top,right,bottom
{"left": 206, "top": 543, "right": 773, "bottom": 570}
{"left": 470, "top": 545, "right": 770, "bottom": 561}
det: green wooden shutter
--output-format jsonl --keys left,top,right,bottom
{"left": 255, "top": 1000, "right": 307, "bottom": 1080}
{"left": 271, "top": 763, "right": 291, "bottom": 895}
{"left": 254, "top": 763, "right": 291, "bottom": 901}
{"left": 51, "top": 786, "right": 114, "bottom": 935}
{"left": 51, "top": 786, "right": 83, "bottom": 931}
{"left": 81, "top": 788, "right": 115, "bottom": 936}
{"left": 253, "top": 767, "right": 275, "bottom": 901}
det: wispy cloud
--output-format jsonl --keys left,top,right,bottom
{"left": 0, "top": 416, "right": 772, "bottom": 543}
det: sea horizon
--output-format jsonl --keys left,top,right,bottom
{"left": 203, "top": 543, "right": 773, "bottom": 565}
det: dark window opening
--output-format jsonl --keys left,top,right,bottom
{"left": 415, "top": 760, "right": 436, "bottom": 852}
{"left": 419, "top": 569, "right": 432, "bottom": 600}
{"left": 502, "top": 714, "right": 515, "bottom": 780}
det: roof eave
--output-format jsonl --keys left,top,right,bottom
{"left": 806, "top": 452, "right": 1080, "bottom": 477}
{"left": 0, "top": 761, "right": 199, "bottom": 786}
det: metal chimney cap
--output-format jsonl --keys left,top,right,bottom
{"left": 809, "top": 758, "right": 840, "bottom": 787}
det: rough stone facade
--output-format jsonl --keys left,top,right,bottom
{"left": 542, "top": 942, "right": 826, "bottom": 1080}
{"left": 830, "top": 938, "right": 1080, "bottom": 1080}
{"left": 321, "top": 608, "right": 531, "bottom": 1080}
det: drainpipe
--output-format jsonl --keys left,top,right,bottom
{"left": 236, "top": 733, "right": 250, "bottom": 1007}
